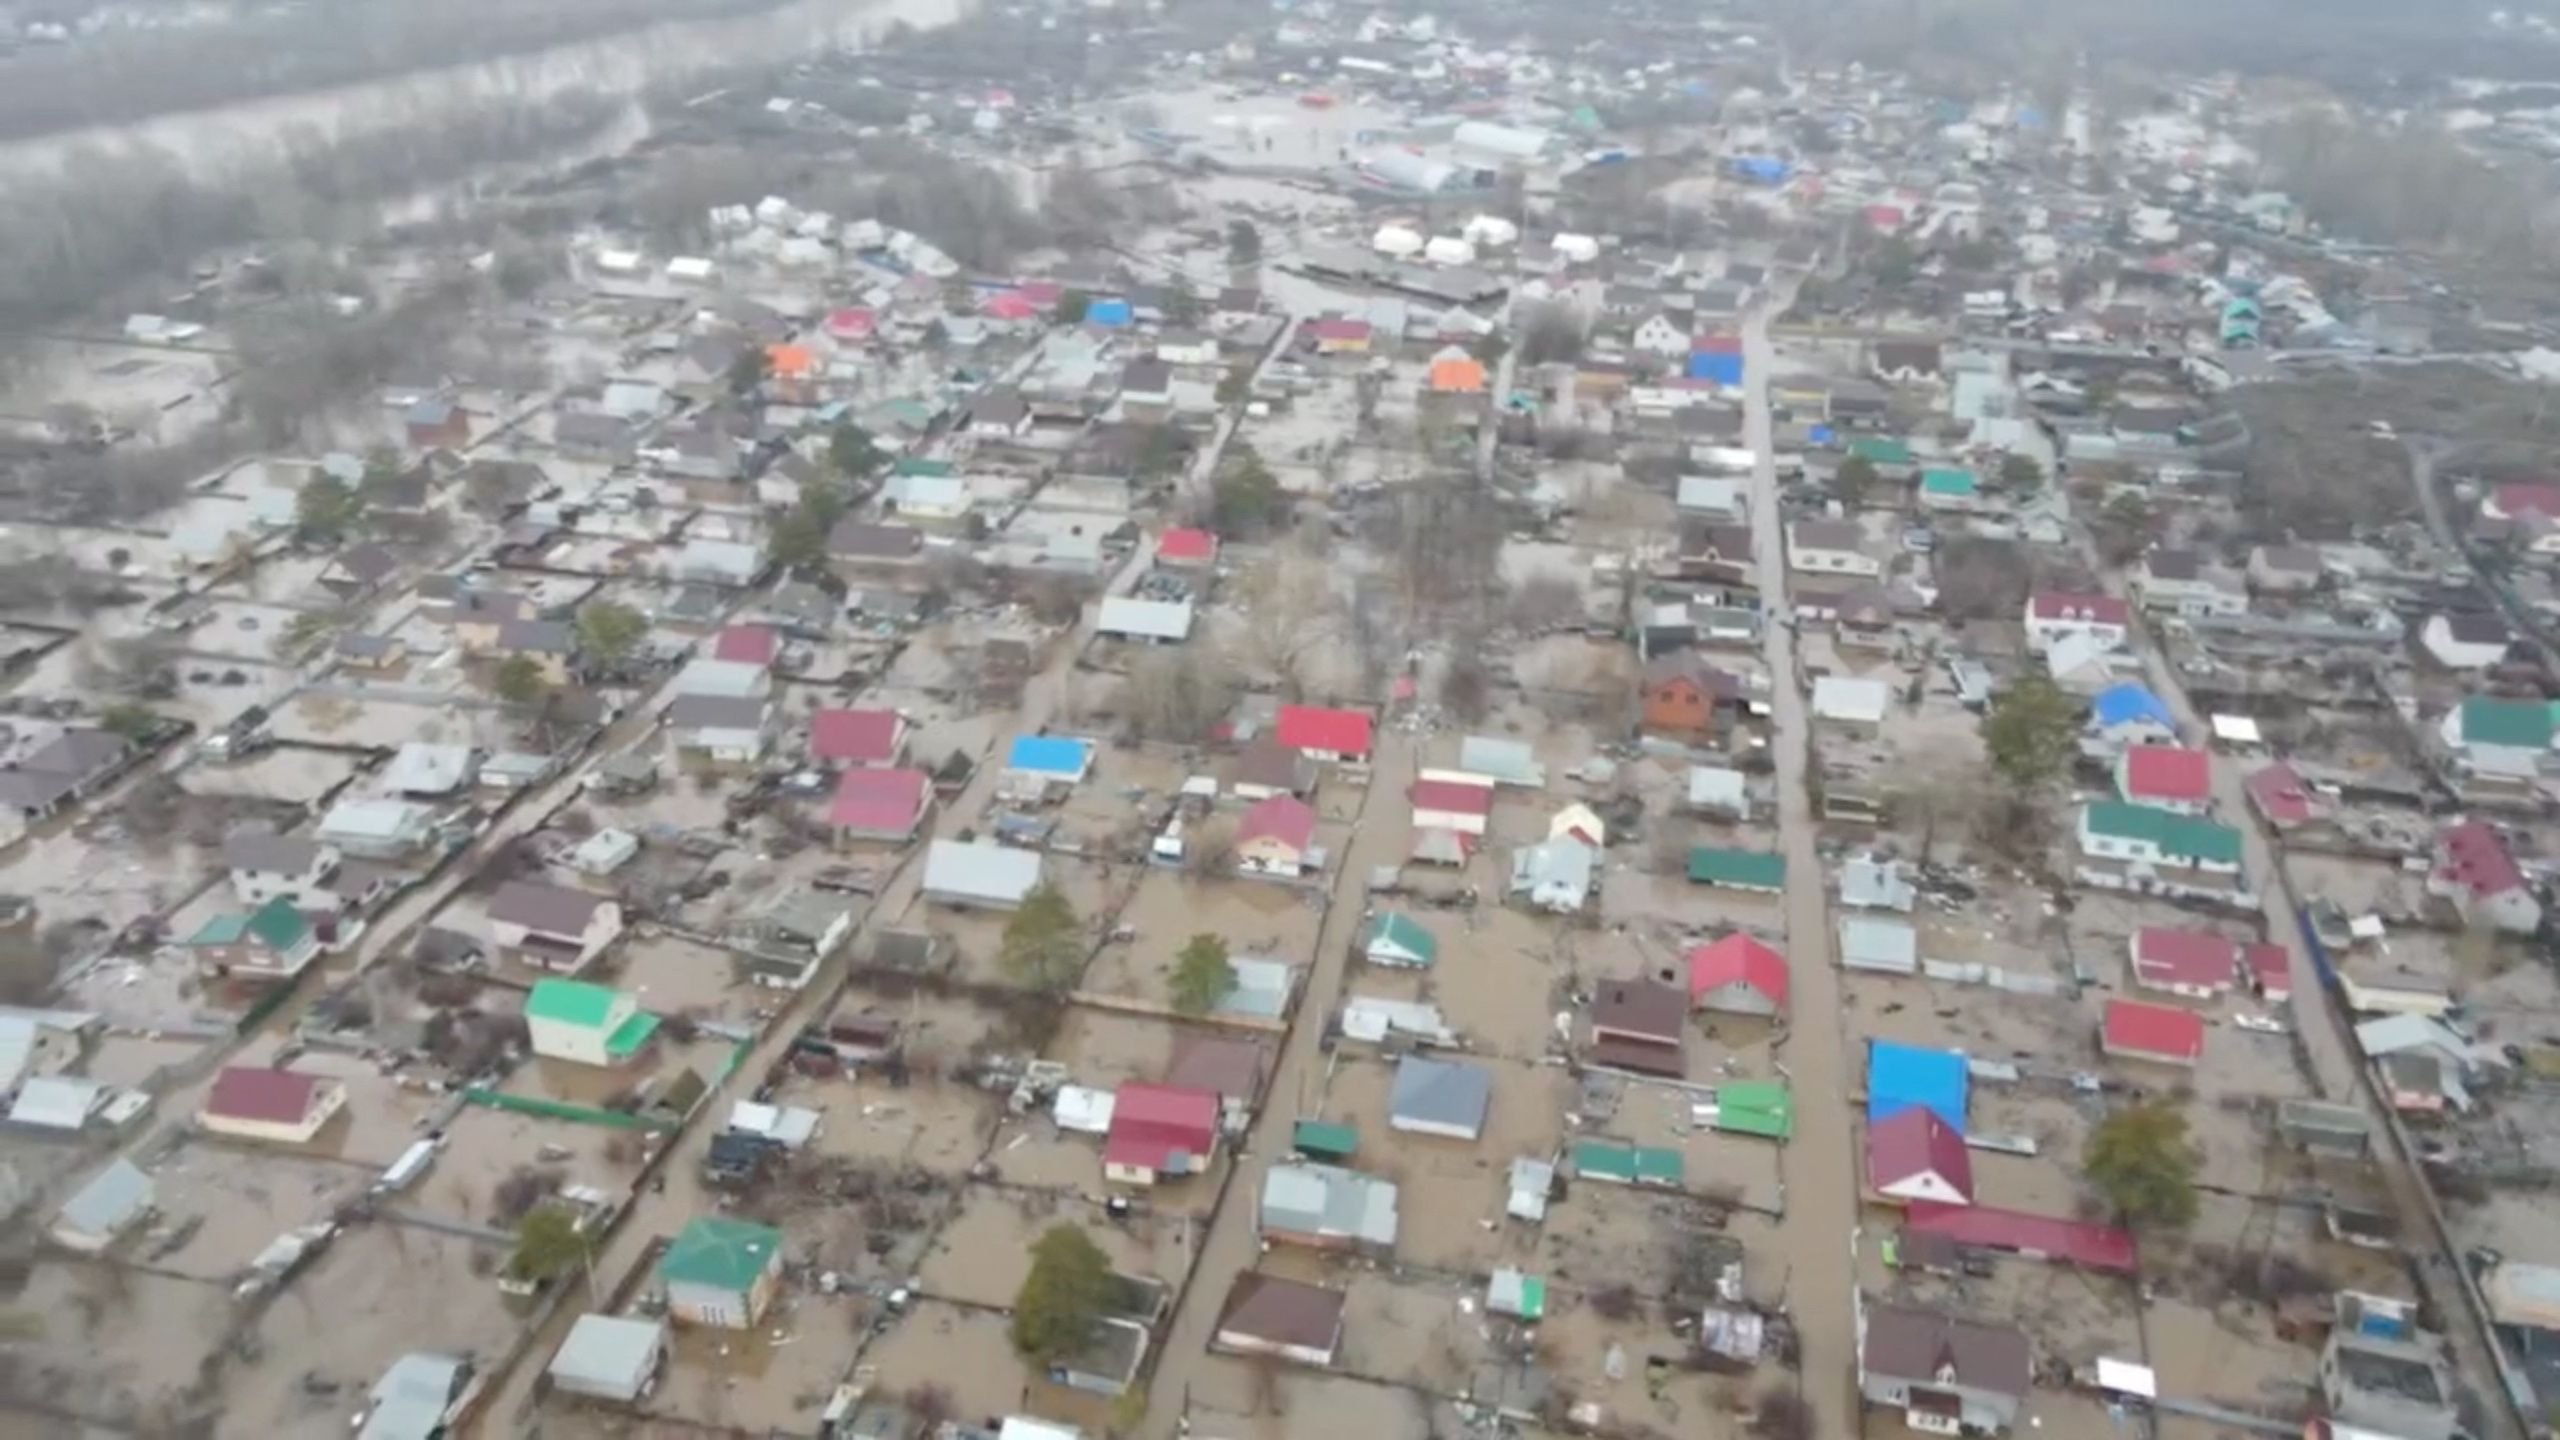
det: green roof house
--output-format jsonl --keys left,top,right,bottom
{"left": 1848, "top": 436, "right": 1914, "bottom": 471}
{"left": 186, "top": 896, "right": 320, "bottom": 981}
{"left": 660, "top": 1216, "right": 783, "bottom": 1329}
{"left": 2078, "top": 802, "right": 2244, "bottom": 897}
{"left": 1689, "top": 847, "right": 1787, "bottom": 894}
{"left": 1712, "top": 1080, "right": 1794, "bottom": 1140}
{"left": 1487, "top": 1267, "right": 1546, "bottom": 1320}
{"left": 1363, "top": 912, "right": 1438, "bottom": 969}
{"left": 890, "top": 457, "right": 955, "bottom": 479}
{"left": 1917, "top": 468, "right": 1979, "bottom": 510}
{"left": 1572, "top": 1139, "right": 1684, "bottom": 1189}
{"left": 1291, "top": 1120, "right": 1359, "bottom": 1162}
{"left": 2452, "top": 696, "right": 2559, "bottom": 753}
{"left": 525, "top": 978, "right": 660, "bottom": 1068}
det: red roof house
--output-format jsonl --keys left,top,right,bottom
{"left": 1275, "top": 704, "right": 1373, "bottom": 762}
{"left": 2129, "top": 928, "right": 2241, "bottom": 998}
{"left": 713, "top": 624, "right": 780, "bottom": 668}
{"left": 1236, "top": 794, "right": 1318, "bottom": 877}
{"left": 2118, "top": 745, "right": 2211, "bottom": 810}
{"left": 2244, "top": 943, "right": 2292, "bottom": 1001}
{"left": 2492, "top": 482, "right": 2560, "bottom": 521}
{"left": 2029, "top": 591, "right": 2131, "bottom": 625}
{"left": 1408, "top": 778, "right": 1494, "bottom": 836}
{"left": 828, "top": 768, "right": 932, "bottom": 840}
{"left": 2244, "top": 762, "right": 2317, "bottom": 829}
{"left": 203, "top": 1065, "right": 347, "bottom": 1144}
{"left": 1305, "top": 317, "right": 1374, "bottom": 351}
{"left": 2101, "top": 999, "right": 2205, "bottom": 1066}
{"left": 982, "top": 291, "right": 1041, "bottom": 322}
{"left": 823, "top": 308, "right": 878, "bottom": 342}
{"left": 1687, "top": 934, "right": 1789, "bottom": 1017}
{"left": 1867, "top": 1106, "right": 1973, "bottom": 1205}
{"left": 1102, "top": 1083, "right": 1220, "bottom": 1184}
{"left": 809, "top": 707, "right": 910, "bottom": 768}
{"left": 1157, "top": 527, "right": 1220, "bottom": 567}
{"left": 1903, "top": 1202, "right": 2138, "bottom": 1273}
{"left": 2430, "top": 819, "right": 2543, "bottom": 933}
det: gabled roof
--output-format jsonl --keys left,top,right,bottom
{"left": 1688, "top": 847, "right": 1786, "bottom": 889}
{"left": 2029, "top": 590, "right": 2130, "bottom": 625}
{"left": 1239, "top": 794, "right": 1317, "bottom": 852}
{"left": 1868, "top": 1041, "right": 1968, "bottom": 1130}
{"left": 1589, "top": 977, "right": 1687, "bottom": 1046}
{"left": 1867, "top": 1105, "right": 1972, "bottom": 1199}
{"left": 1216, "top": 1272, "right": 1345, "bottom": 1352}
{"left": 189, "top": 895, "right": 312, "bottom": 952}
{"left": 1275, "top": 704, "right": 1373, "bottom": 757}
{"left": 489, "top": 881, "right": 612, "bottom": 938}
{"left": 1157, "top": 526, "right": 1219, "bottom": 564}
{"left": 1104, "top": 1083, "right": 1219, "bottom": 1171}
{"left": 1408, "top": 778, "right": 1493, "bottom": 817}
{"left": 713, "top": 624, "right": 779, "bottom": 666}
{"left": 2091, "top": 681, "right": 2176, "bottom": 732}
{"left": 2132, "top": 928, "right": 2240, "bottom": 990}
{"left": 2438, "top": 819, "right": 2527, "bottom": 898}
{"left": 810, "top": 707, "right": 906, "bottom": 765}
{"left": 2244, "top": 762, "right": 2316, "bottom": 826}
{"left": 2122, "top": 744, "right": 2211, "bottom": 802}
{"left": 2082, "top": 801, "right": 2243, "bottom": 865}
{"left": 2102, "top": 998, "right": 2206, "bottom": 1062}
{"left": 1365, "top": 912, "right": 1438, "bottom": 965}
{"left": 829, "top": 768, "right": 930, "bottom": 832}
{"left": 1904, "top": 1201, "right": 2138, "bottom": 1273}
{"left": 206, "top": 1066, "right": 327, "bottom": 1124}
{"left": 1686, "top": 934, "right": 1789, "bottom": 1008}
{"left": 526, "top": 977, "right": 628, "bottom": 1030}
{"left": 1389, "top": 1055, "right": 1491, "bottom": 1134}
{"left": 2458, "top": 695, "right": 2557, "bottom": 749}
{"left": 1859, "top": 1303, "right": 2030, "bottom": 1399}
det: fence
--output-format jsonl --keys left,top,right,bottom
{"left": 459, "top": 1087, "right": 678, "bottom": 1132}
{"left": 1917, "top": 958, "right": 2067, "bottom": 996}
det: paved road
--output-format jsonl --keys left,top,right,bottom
{"left": 1739, "top": 292, "right": 1859, "bottom": 1428}
{"left": 1138, "top": 736, "right": 1411, "bottom": 1438}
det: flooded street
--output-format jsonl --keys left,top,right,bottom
{"left": 1742, "top": 286, "right": 1859, "bottom": 1430}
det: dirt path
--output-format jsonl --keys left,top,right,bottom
{"left": 1138, "top": 735, "right": 1411, "bottom": 1437}
{"left": 1738, "top": 292, "right": 1859, "bottom": 1428}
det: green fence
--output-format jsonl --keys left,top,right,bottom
{"left": 461, "top": 1087, "right": 679, "bottom": 1132}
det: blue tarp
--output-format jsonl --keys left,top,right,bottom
{"left": 1808, "top": 424, "right": 1837, "bottom": 446}
{"left": 1087, "top": 299, "right": 1134, "bottom": 328}
{"left": 2091, "top": 682, "right": 2175, "bottom": 733}
{"left": 1728, "top": 155, "right": 1791, "bottom": 185}
{"left": 1005, "top": 734, "right": 1094, "bottom": 777}
{"left": 1868, "top": 1041, "right": 1968, "bottom": 1132}
{"left": 1687, "top": 352, "right": 1745, "bottom": 386}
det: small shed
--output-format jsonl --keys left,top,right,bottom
{"left": 1507, "top": 1157, "right": 1555, "bottom": 1222}
{"left": 1572, "top": 1139, "right": 1684, "bottom": 1188}
{"left": 548, "top": 1314, "right": 668, "bottom": 1403}
{"left": 1292, "top": 1120, "right": 1359, "bottom": 1162}
{"left": 1839, "top": 915, "right": 1919, "bottom": 975}
{"left": 1487, "top": 1268, "right": 1547, "bottom": 1320}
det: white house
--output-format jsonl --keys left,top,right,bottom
{"left": 1097, "top": 597, "right": 1195, "bottom": 644}
{"left": 2133, "top": 550, "right": 2249, "bottom": 618}
{"left": 526, "top": 978, "right": 657, "bottom": 1067}
{"left": 1631, "top": 313, "right": 1689, "bottom": 357}
{"left": 488, "top": 882, "right": 626, "bottom": 972}
{"left": 2430, "top": 820, "right": 2544, "bottom": 934}
{"left": 1788, "top": 520, "right": 1881, "bottom": 577}
{"left": 2420, "top": 613, "right": 2513, "bottom": 672}
{"left": 224, "top": 833, "right": 344, "bottom": 909}
{"left": 2024, "top": 590, "right": 2131, "bottom": 655}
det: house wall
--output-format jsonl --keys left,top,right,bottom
{"left": 231, "top": 863, "right": 337, "bottom": 909}
{"left": 1410, "top": 806, "right": 1488, "bottom": 837}
{"left": 1696, "top": 982, "right": 1778, "bottom": 1017}
{"left": 196, "top": 933, "right": 320, "bottom": 980}
{"left": 530, "top": 1009, "right": 627, "bottom": 1068}
{"left": 1236, "top": 837, "right": 1303, "bottom": 875}
{"left": 1104, "top": 1160, "right": 1160, "bottom": 1187}
{"left": 1389, "top": 1115, "right": 1480, "bottom": 1142}
{"left": 1877, "top": 1170, "right": 1967, "bottom": 1205}
{"left": 1790, "top": 547, "right": 1880, "bottom": 576}
{"left": 202, "top": 1085, "right": 344, "bottom": 1146}
{"left": 668, "top": 1274, "right": 769, "bottom": 1329}
{"left": 1214, "top": 1331, "right": 1335, "bottom": 1368}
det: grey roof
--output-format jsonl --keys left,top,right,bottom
{"left": 1840, "top": 915, "right": 1918, "bottom": 970}
{"left": 1840, "top": 856, "right": 1915, "bottom": 912}
{"left": 56, "top": 1157, "right": 152, "bottom": 1239}
{"left": 668, "top": 694, "right": 770, "bottom": 731}
{"left": 224, "top": 830, "right": 327, "bottom": 876}
{"left": 548, "top": 1314, "right": 665, "bottom": 1398}
{"left": 921, "top": 839, "right": 1043, "bottom": 904}
{"left": 497, "top": 618, "right": 575, "bottom": 655}
{"left": 383, "top": 743, "right": 475, "bottom": 796}
{"left": 1792, "top": 519, "right": 1866, "bottom": 551}
{"left": 1097, "top": 596, "right": 1195, "bottom": 641}
{"left": 488, "top": 881, "right": 610, "bottom": 937}
{"left": 10, "top": 1074, "right": 105, "bottom": 1130}
{"left": 1458, "top": 735, "right": 1543, "bottom": 785}
{"left": 1261, "top": 1161, "right": 1399, "bottom": 1247}
{"left": 1389, "top": 1056, "right": 1491, "bottom": 1137}
{"left": 358, "top": 1353, "right": 471, "bottom": 1440}
{"left": 316, "top": 798, "right": 434, "bottom": 842}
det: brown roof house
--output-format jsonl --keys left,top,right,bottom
{"left": 1641, "top": 653, "right": 1745, "bottom": 741}
{"left": 1587, "top": 976, "right": 1688, "bottom": 1079}
{"left": 1230, "top": 737, "right": 1315, "bottom": 801}
{"left": 488, "top": 881, "right": 625, "bottom": 974}
{"left": 1213, "top": 1273, "right": 1346, "bottom": 1368}
{"left": 1858, "top": 1301, "right": 2032, "bottom": 1435}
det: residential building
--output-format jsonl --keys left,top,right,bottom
{"left": 1688, "top": 847, "right": 1786, "bottom": 894}
{"left": 2420, "top": 612, "right": 2512, "bottom": 671}
{"left": 1509, "top": 837, "right": 1595, "bottom": 912}
{"left": 2247, "top": 544, "right": 2324, "bottom": 594}
{"left": 314, "top": 798, "right": 437, "bottom": 860}
{"left": 1103, "top": 1083, "right": 1220, "bottom": 1185}
{"left": 2128, "top": 928, "right": 2243, "bottom": 998}
{"left": 660, "top": 1217, "right": 784, "bottom": 1328}
{"left": 52, "top": 1158, "right": 154, "bottom": 1253}
{"left": 1259, "top": 1162, "right": 1399, "bottom": 1253}
{"left": 2116, "top": 745, "right": 2212, "bottom": 813}
{"left": 488, "top": 882, "right": 626, "bottom": 972}
{"left": 1788, "top": 519, "right": 1881, "bottom": 577}
{"left": 2132, "top": 549, "right": 2247, "bottom": 618}
{"left": 1388, "top": 1056, "right": 1491, "bottom": 1141}
{"left": 2024, "top": 591, "right": 2130, "bottom": 655}
{"left": 809, "top": 707, "right": 910, "bottom": 769}
{"left": 526, "top": 978, "right": 658, "bottom": 1067}
{"left": 668, "top": 694, "right": 774, "bottom": 766}
{"left": 1274, "top": 704, "right": 1374, "bottom": 764}
{"left": 1363, "top": 912, "right": 1438, "bottom": 969}
{"left": 1408, "top": 778, "right": 1493, "bottom": 837}
{"left": 2087, "top": 682, "right": 2179, "bottom": 753}
{"left": 1097, "top": 597, "right": 1195, "bottom": 644}
{"left": 201, "top": 1065, "right": 347, "bottom": 1145}
{"left": 356, "top": 1354, "right": 477, "bottom": 1440}
{"left": 185, "top": 896, "right": 321, "bottom": 981}
{"left": 547, "top": 1314, "right": 667, "bottom": 1404}
{"left": 1687, "top": 934, "right": 1788, "bottom": 1016}
{"left": 829, "top": 768, "right": 933, "bottom": 842}
{"left": 1213, "top": 1273, "right": 1345, "bottom": 1368}
{"left": 0, "top": 728, "right": 134, "bottom": 821}
{"left": 1587, "top": 977, "right": 1688, "bottom": 1077}
{"left": 2429, "top": 820, "right": 2543, "bottom": 933}
{"left": 1867, "top": 1106, "right": 1973, "bottom": 1205}
{"left": 1857, "top": 1303, "right": 2030, "bottom": 1435}
{"left": 922, "top": 840, "right": 1044, "bottom": 909}
{"left": 2077, "top": 802, "right": 2244, "bottom": 899}
{"left": 1640, "top": 652, "right": 1746, "bottom": 739}
{"left": 1840, "top": 915, "right": 1920, "bottom": 975}
{"left": 1230, "top": 738, "right": 1314, "bottom": 800}
{"left": 2100, "top": 999, "right": 2206, "bottom": 1067}
{"left": 1237, "top": 795, "right": 1318, "bottom": 877}
{"left": 2319, "top": 1329, "right": 2459, "bottom": 1440}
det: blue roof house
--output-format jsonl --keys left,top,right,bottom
{"left": 1687, "top": 351, "right": 1745, "bottom": 386}
{"left": 1087, "top": 298, "right": 1134, "bottom": 329}
{"left": 2089, "top": 682, "right": 2178, "bottom": 747}
{"left": 1867, "top": 1040, "right": 1969, "bottom": 1132}
{"left": 1005, "top": 735, "right": 1096, "bottom": 784}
